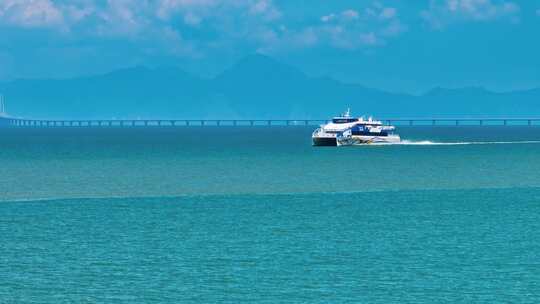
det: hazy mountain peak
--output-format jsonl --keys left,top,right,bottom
{"left": 1, "top": 55, "right": 539, "bottom": 119}
{"left": 424, "top": 86, "right": 492, "bottom": 97}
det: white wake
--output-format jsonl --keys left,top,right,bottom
{"left": 368, "top": 140, "right": 540, "bottom": 146}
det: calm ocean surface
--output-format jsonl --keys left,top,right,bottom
{"left": 1, "top": 126, "right": 540, "bottom": 303}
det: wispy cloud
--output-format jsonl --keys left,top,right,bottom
{"left": 0, "top": 0, "right": 406, "bottom": 59}
{"left": 0, "top": 0, "right": 64, "bottom": 28}
{"left": 422, "top": 0, "right": 520, "bottom": 28}
{"left": 156, "top": 0, "right": 281, "bottom": 25}
{"left": 321, "top": 9, "right": 360, "bottom": 23}
{"left": 304, "top": 4, "right": 405, "bottom": 50}
{"left": 94, "top": 0, "right": 148, "bottom": 37}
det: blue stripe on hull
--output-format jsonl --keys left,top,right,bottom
{"left": 352, "top": 131, "right": 389, "bottom": 136}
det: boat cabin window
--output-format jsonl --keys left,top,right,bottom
{"left": 332, "top": 118, "right": 357, "bottom": 124}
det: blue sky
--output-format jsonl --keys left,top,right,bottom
{"left": 0, "top": 0, "right": 539, "bottom": 93}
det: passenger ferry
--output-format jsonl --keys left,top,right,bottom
{"left": 312, "top": 110, "right": 400, "bottom": 146}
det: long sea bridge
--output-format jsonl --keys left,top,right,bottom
{"left": 1, "top": 117, "right": 540, "bottom": 127}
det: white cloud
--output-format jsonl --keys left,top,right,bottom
{"left": 536, "top": 9, "right": 540, "bottom": 16}
{"left": 0, "top": 0, "right": 406, "bottom": 60}
{"left": 249, "top": 0, "right": 281, "bottom": 20}
{"left": 151, "top": 0, "right": 285, "bottom": 55}
{"left": 156, "top": 0, "right": 217, "bottom": 20}
{"left": 422, "top": 0, "right": 520, "bottom": 28}
{"left": 0, "top": 0, "right": 64, "bottom": 28}
{"left": 156, "top": 0, "right": 281, "bottom": 25}
{"left": 322, "top": 10, "right": 360, "bottom": 23}
{"left": 321, "top": 14, "right": 336, "bottom": 22}
{"left": 64, "top": 4, "right": 93, "bottom": 23}
{"left": 309, "top": 5, "right": 404, "bottom": 50}
{"left": 95, "top": 0, "right": 149, "bottom": 37}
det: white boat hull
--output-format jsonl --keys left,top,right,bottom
{"left": 312, "top": 110, "right": 401, "bottom": 146}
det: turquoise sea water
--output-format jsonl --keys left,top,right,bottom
{"left": 1, "top": 126, "right": 540, "bottom": 302}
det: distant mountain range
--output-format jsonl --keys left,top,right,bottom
{"left": 0, "top": 54, "right": 539, "bottom": 119}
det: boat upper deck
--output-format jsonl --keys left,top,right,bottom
{"left": 331, "top": 117, "right": 384, "bottom": 126}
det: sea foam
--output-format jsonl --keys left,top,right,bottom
{"left": 365, "top": 140, "right": 540, "bottom": 146}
